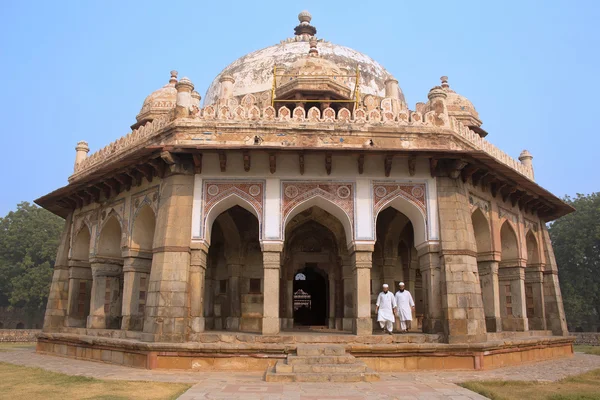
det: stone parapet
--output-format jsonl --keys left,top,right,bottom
{"left": 69, "top": 101, "right": 534, "bottom": 184}
{"left": 0, "top": 329, "right": 41, "bottom": 342}
{"left": 571, "top": 332, "right": 600, "bottom": 346}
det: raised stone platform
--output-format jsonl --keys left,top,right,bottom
{"left": 265, "top": 344, "right": 379, "bottom": 382}
{"left": 36, "top": 330, "right": 575, "bottom": 373}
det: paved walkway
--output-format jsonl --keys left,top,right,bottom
{"left": 1, "top": 346, "right": 599, "bottom": 399}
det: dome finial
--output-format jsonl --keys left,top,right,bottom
{"left": 294, "top": 10, "right": 317, "bottom": 38}
{"left": 298, "top": 10, "right": 312, "bottom": 24}
{"left": 441, "top": 76, "right": 449, "bottom": 89}
{"left": 170, "top": 70, "right": 178, "bottom": 84}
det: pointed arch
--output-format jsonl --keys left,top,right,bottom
{"left": 500, "top": 221, "right": 519, "bottom": 261}
{"left": 131, "top": 205, "right": 156, "bottom": 252}
{"left": 204, "top": 193, "right": 260, "bottom": 245}
{"left": 285, "top": 206, "right": 348, "bottom": 255}
{"left": 375, "top": 195, "right": 427, "bottom": 247}
{"left": 97, "top": 215, "right": 122, "bottom": 258}
{"left": 283, "top": 196, "right": 353, "bottom": 247}
{"left": 72, "top": 223, "right": 91, "bottom": 261}
{"left": 215, "top": 212, "right": 242, "bottom": 262}
{"left": 526, "top": 230, "right": 540, "bottom": 265}
{"left": 471, "top": 208, "right": 492, "bottom": 254}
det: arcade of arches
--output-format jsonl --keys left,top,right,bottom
{"left": 52, "top": 182, "right": 560, "bottom": 341}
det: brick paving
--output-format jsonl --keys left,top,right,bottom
{"left": 0, "top": 346, "right": 599, "bottom": 399}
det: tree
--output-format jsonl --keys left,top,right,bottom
{"left": 0, "top": 202, "right": 64, "bottom": 314}
{"left": 549, "top": 193, "right": 600, "bottom": 331}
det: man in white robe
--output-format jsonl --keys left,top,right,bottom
{"left": 376, "top": 284, "right": 396, "bottom": 335}
{"left": 395, "top": 282, "right": 415, "bottom": 333}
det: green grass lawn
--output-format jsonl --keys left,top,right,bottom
{"left": 460, "top": 368, "right": 600, "bottom": 400}
{"left": 0, "top": 342, "right": 36, "bottom": 351}
{"left": 0, "top": 362, "right": 190, "bottom": 400}
{"left": 574, "top": 345, "right": 600, "bottom": 356}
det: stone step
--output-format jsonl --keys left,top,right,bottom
{"left": 292, "top": 363, "right": 368, "bottom": 373}
{"left": 265, "top": 367, "right": 380, "bottom": 382}
{"left": 287, "top": 355, "right": 356, "bottom": 365}
{"left": 296, "top": 344, "right": 346, "bottom": 356}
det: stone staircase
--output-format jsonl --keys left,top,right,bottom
{"left": 265, "top": 344, "right": 380, "bottom": 382}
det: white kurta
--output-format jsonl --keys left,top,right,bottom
{"left": 395, "top": 290, "right": 415, "bottom": 321}
{"left": 376, "top": 291, "right": 396, "bottom": 322}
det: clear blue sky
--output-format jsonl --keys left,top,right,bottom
{"left": 0, "top": 1, "right": 598, "bottom": 216}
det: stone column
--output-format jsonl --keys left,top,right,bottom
{"left": 525, "top": 264, "right": 546, "bottom": 330}
{"left": 262, "top": 243, "right": 282, "bottom": 335}
{"left": 87, "top": 259, "right": 123, "bottom": 329}
{"left": 66, "top": 262, "right": 92, "bottom": 328}
{"left": 350, "top": 244, "right": 373, "bottom": 335}
{"left": 328, "top": 275, "right": 336, "bottom": 328}
{"left": 498, "top": 262, "right": 528, "bottom": 331}
{"left": 477, "top": 259, "right": 502, "bottom": 332}
{"left": 418, "top": 244, "right": 443, "bottom": 333}
{"left": 436, "top": 176, "right": 487, "bottom": 343}
{"left": 382, "top": 257, "right": 395, "bottom": 288}
{"left": 342, "top": 260, "right": 354, "bottom": 331}
{"left": 409, "top": 249, "right": 419, "bottom": 295}
{"left": 142, "top": 166, "right": 194, "bottom": 342}
{"left": 540, "top": 226, "right": 568, "bottom": 335}
{"left": 226, "top": 263, "right": 241, "bottom": 330}
{"left": 204, "top": 267, "right": 215, "bottom": 330}
{"left": 285, "top": 278, "right": 293, "bottom": 329}
{"left": 120, "top": 253, "right": 152, "bottom": 331}
{"left": 189, "top": 242, "right": 208, "bottom": 336}
{"left": 43, "top": 213, "right": 74, "bottom": 331}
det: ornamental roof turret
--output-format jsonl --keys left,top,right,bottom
{"left": 438, "top": 76, "right": 487, "bottom": 137}
{"left": 133, "top": 71, "right": 178, "bottom": 129}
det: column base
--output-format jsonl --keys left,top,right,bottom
{"left": 189, "top": 316, "right": 205, "bottom": 333}
{"left": 485, "top": 317, "right": 502, "bottom": 333}
{"left": 86, "top": 315, "right": 106, "bottom": 329}
{"left": 121, "top": 315, "right": 144, "bottom": 331}
{"left": 226, "top": 317, "right": 240, "bottom": 330}
{"left": 42, "top": 315, "right": 67, "bottom": 331}
{"left": 262, "top": 317, "right": 280, "bottom": 335}
{"left": 502, "top": 317, "right": 528, "bottom": 332}
{"left": 343, "top": 318, "right": 354, "bottom": 332}
{"left": 66, "top": 317, "right": 87, "bottom": 328}
{"left": 353, "top": 317, "right": 372, "bottom": 335}
{"left": 528, "top": 317, "right": 545, "bottom": 331}
{"left": 240, "top": 317, "right": 261, "bottom": 333}
{"left": 422, "top": 317, "right": 444, "bottom": 334}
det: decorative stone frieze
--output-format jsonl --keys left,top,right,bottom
{"left": 372, "top": 182, "right": 427, "bottom": 217}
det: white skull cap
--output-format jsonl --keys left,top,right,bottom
{"left": 382, "top": 284, "right": 389, "bottom": 288}
{"left": 399, "top": 282, "right": 405, "bottom": 286}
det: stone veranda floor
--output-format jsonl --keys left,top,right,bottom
{"left": 1, "top": 346, "right": 599, "bottom": 400}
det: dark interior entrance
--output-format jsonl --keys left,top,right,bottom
{"left": 293, "top": 263, "right": 328, "bottom": 326}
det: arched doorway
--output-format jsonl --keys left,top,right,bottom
{"left": 525, "top": 230, "right": 545, "bottom": 330}
{"left": 124, "top": 205, "right": 156, "bottom": 331}
{"left": 471, "top": 208, "right": 501, "bottom": 332}
{"left": 92, "top": 215, "right": 124, "bottom": 330}
{"left": 293, "top": 264, "right": 328, "bottom": 326}
{"left": 499, "top": 221, "right": 527, "bottom": 331}
{"left": 68, "top": 225, "right": 92, "bottom": 327}
{"left": 282, "top": 207, "right": 346, "bottom": 331}
{"left": 205, "top": 205, "right": 261, "bottom": 332}
{"left": 374, "top": 207, "right": 422, "bottom": 332}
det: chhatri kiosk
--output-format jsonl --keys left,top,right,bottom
{"left": 35, "top": 12, "right": 574, "bottom": 378}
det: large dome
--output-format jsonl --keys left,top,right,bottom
{"left": 204, "top": 13, "right": 405, "bottom": 107}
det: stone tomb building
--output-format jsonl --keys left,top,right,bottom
{"left": 36, "top": 12, "right": 574, "bottom": 375}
